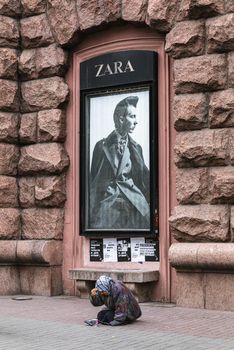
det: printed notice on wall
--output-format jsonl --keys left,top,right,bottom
{"left": 131, "top": 237, "right": 145, "bottom": 262}
{"left": 145, "top": 238, "right": 159, "bottom": 261}
{"left": 90, "top": 237, "right": 159, "bottom": 262}
{"left": 90, "top": 239, "right": 103, "bottom": 261}
{"left": 103, "top": 238, "right": 117, "bottom": 262}
{"left": 117, "top": 238, "right": 131, "bottom": 262}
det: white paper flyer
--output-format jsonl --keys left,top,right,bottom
{"left": 103, "top": 238, "right": 117, "bottom": 262}
{"left": 131, "top": 237, "right": 145, "bottom": 262}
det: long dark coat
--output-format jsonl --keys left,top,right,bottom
{"left": 90, "top": 131, "right": 150, "bottom": 228}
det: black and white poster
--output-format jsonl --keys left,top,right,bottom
{"left": 117, "top": 238, "right": 131, "bottom": 262}
{"left": 86, "top": 88, "right": 150, "bottom": 231}
{"left": 90, "top": 237, "right": 159, "bottom": 262}
{"left": 144, "top": 238, "right": 159, "bottom": 261}
{"left": 130, "top": 237, "right": 159, "bottom": 262}
{"left": 90, "top": 239, "right": 103, "bottom": 261}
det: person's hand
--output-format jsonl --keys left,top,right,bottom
{"left": 91, "top": 288, "right": 98, "bottom": 296}
{"left": 100, "top": 291, "right": 109, "bottom": 297}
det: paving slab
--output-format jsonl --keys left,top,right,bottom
{"left": 0, "top": 296, "right": 234, "bottom": 350}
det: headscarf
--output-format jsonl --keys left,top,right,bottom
{"left": 95, "top": 275, "right": 113, "bottom": 294}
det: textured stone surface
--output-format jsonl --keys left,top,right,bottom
{"left": 207, "top": 14, "right": 234, "bottom": 53}
{"left": 0, "top": 48, "right": 17, "bottom": 79}
{"left": 20, "top": 14, "right": 54, "bottom": 49}
{"left": 0, "top": 144, "right": 19, "bottom": 175}
{"left": 209, "top": 89, "right": 234, "bottom": 128}
{"left": 0, "top": 175, "right": 18, "bottom": 207}
{"left": 176, "top": 168, "right": 209, "bottom": 204}
{"left": 19, "top": 113, "right": 37, "bottom": 144}
{"left": 231, "top": 132, "right": 234, "bottom": 165}
{"left": 19, "top": 44, "right": 67, "bottom": 80}
{"left": 22, "top": 208, "right": 64, "bottom": 239}
{"left": 19, "top": 177, "right": 35, "bottom": 207}
{"left": 0, "top": 208, "right": 20, "bottom": 239}
{"left": 17, "top": 240, "right": 63, "bottom": 265}
{"left": 174, "top": 54, "right": 227, "bottom": 94}
{"left": 0, "top": 266, "right": 20, "bottom": 295}
{"left": 21, "top": 0, "right": 46, "bottom": 17}
{"left": 122, "top": 0, "right": 147, "bottom": 22}
{"left": 165, "top": 20, "right": 205, "bottom": 58}
{"left": 76, "top": 0, "right": 121, "bottom": 32}
{"left": 205, "top": 273, "right": 234, "bottom": 311}
{"left": 48, "top": 0, "right": 79, "bottom": 46}
{"left": 169, "top": 204, "right": 229, "bottom": 242}
{"left": 175, "top": 272, "right": 204, "bottom": 308}
{"left": 228, "top": 52, "right": 234, "bottom": 87}
{"left": 0, "top": 79, "right": 18, "bottom": 111}
{"left": 178, "top": 0, "right": 225, "bottom": 21}
{"left": 38, "top": 109, "right": 66, "bottom": 142}
{"left": 0, "top": 0, "right": 21, "bottom": 17}
{"left": 0, "top": 112, "right": 18, "bottom": 142}
{"left": 21, "top": 77, "right": 69, "bottom": 112}
{"left": 19, "top": 175, "right": 66, "bottom": 207}
{"left": 174, "top": 129, "right": 230, "bottom": 167}
{"left": 146, "top": 0, "right": 178, "bottom": 32}
{"left": 0, "top": 15, "right": 19, "bottom": 47}
{"left": 226, "top": 0, "right": 234, "bottom": 13}
{"left": 231, "top": 207, "right": 234, "bottom": 241}
{"left": 209, "top": 167, "right": 234, "bottom": 204}
{"left": 175, "top": 272, "right": 234, "bottom": 311}
{"left": 0, "top": 240, "right": 17, "bottom": 262}
{"left": 169, "top": 242, "right": 234, "bottom": 270}
{"left": 20, "top": 266, "right": 63, "bottom": 296}
{"left": 35, "top": 175, "right": 66, "bottom": 207}
{"left": 18, "top": 143, "right": 69, "bottom": 175}
{"left": 173, "top": 93, "right": 207, "bottom": 130}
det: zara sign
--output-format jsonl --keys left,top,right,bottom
{"left": 80, "top": 50, "right": 157, "bottom": 90}
{"left": 80, "top": 50, "right": 158, "bottom": 238}
{"left": 95, "top": 60, "right": 135, "bottom": 77}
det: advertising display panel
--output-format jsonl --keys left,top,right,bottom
{"left": 80, "top": 51, "right": 158, "bottom": 238}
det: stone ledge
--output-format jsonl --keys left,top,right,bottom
{"left": 69, "top": 268, "right": 159, "bottom": 302}
{"left": 169, "top": 243, "right": 234, "bottom": 271}
{"left": 69, "top": 267, "right": 159, "bottom": 283}
{"left": 0, "top": 240, "right": 62, "bottom": 265}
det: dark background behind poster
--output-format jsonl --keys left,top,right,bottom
{"left": 90, "top": 239, "right": 103, "bottom": 261}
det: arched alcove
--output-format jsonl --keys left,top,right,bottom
{"left": 64, "top": 24, "right": 175, "bottom": 302}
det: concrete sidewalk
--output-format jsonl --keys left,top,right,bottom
{"left": 0, "top": 296, "right": 234, "bottom": 350}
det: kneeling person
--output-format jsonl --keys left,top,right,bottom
{"left": 89, "top": 275, "right": 142, "bottom": 326}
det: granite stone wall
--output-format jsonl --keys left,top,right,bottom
{"left": 166, "top": 6, "right": 234, "bottom": 243}
{"left": 0, "top": 2, "right": 21, "bottom": 294}
{"left": 0, "top": 0, "right": 233, "bottom": 297}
